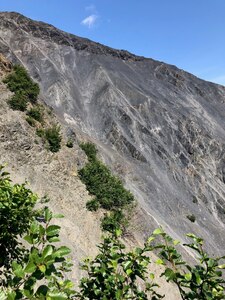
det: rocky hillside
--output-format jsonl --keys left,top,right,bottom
{"left": 0, "top": 11, "right": 225, "bottom": 263}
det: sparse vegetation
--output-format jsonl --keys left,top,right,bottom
{"left": 26, "top": 116, "right": 36, "bottom": 127}
{"left": 3, "top": 64, "right": 40, "bottom": 105}
{"left": 36, "top": 125, "right": 61, "bottom": 152}
{"left": 45, "top": 124, "right": 61, "bottom": 152}
{"left": 66, "top": 138, "right": 73, "bottom": 148}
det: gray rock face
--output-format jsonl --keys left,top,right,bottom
{"left": 0, "top": 12, "right": 225, "bottom": 256}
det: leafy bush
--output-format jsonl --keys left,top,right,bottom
{"left": 8, "top": 91, "right": 28, "bottom": 111}
{"left": 0, "top": 166, "right": 37, "bottom": 268}
{"left": 26, "top": 105, "right": 43, "bottom": 122}
{"left": 86, "top": 199, "right": 99, "bottom": 211}
{"left": 36, "top": 125, "right": 61, "bottom": 153}
{"left": 80, "top": 142, "right": 98, "bottom": 161}
{"left": 1, "top": 208, "right": 75, "bottom": 299}
{"left": 101, "top": 210, "right": 128, "bottom": 233}
{"left": 151, "top": 228, "right": 225, "bottom": 300}
{"left": 45, "top": 124, "right": 61, "bottom": 152}
{"left": 3, "top": 65, "right": 40, "bottom": 104}
{"left": 77, "top": 230, "right": 163, "bottom": 300}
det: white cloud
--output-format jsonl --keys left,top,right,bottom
{"left": 81, "top": 14, "right": 98, "bottom": 28}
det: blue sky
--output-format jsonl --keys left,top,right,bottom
{"left": 0, "top": 0, "right": 224, "bottom": 85}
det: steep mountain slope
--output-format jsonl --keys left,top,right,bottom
{"left": 0, "top": 12, "right": 225, "bottom": 259}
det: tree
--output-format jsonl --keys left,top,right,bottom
{"left": 0, "top": 166, "right": 37, "bottom": 269}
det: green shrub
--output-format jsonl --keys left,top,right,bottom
{"left": 80, "top": 142, "right": 98, "bottom": 161}
{"left": 101, "top": 210, "right": 127, "bottom": 233}
{"left": 86, "top": 199, "right": 99, "bottom": 211}
{"left": 79, "top": 143, "right": 134, "bottom": 232}
{"left": 3, "top": 64, "right": 40, "bottom": 104}
{"left": 45, "top": 124, "right": 61, "bottom": 153}
{"left": 66, "top": 139, "right": 73, "bottom": 148}
{"left": 26, "top": 116, "right": 36, "bottom": 127}
{"left": 79, "top": 159, "right": 134, "bottom": 210}
{"left": 27, "top": 105, "right": 43, "bottom": 122}
{"left": 8, "top": 91, "right": 28, "bottom": 111}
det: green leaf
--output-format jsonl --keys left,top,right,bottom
{"left": 12, "top": 261, "right": 25, "bottom": 278}
{"left": 43, "top": 245, "right": 53, "bottom": 259}
{"left": 164, "top": 268, "right": 175, "bottom": 281}
{"left": 24, "top": 261, "right": 36, "bottom": 273}
{"left": 149, "top": 273, "right": 155, "bottom": 280}
{"left": 46, "top": 291, "right": 68, "bottom": 299}
{"left": 4, "top": 292, "right": 16, "bottom": 300}
{"left": 39, "top": 265, "right": 46, "bottom": 273}
{"left": 153, "top": 228, "right": 164, "bottom": 235}
{"left": 218, "top": 264, "right": 225, "bottom": 269}
{"left": 173, "top": 240, "right": 180, "bottom": 246}
{"left": 53, "top": 246, "right": 71, "bottom": 258}
{"left": 47, "top": 236, "right": 60, "bottom": 243}
{"left": 53, "top": 213, "right": 64, "bottom": 219}
{"left": 116, "top": 289, "right": 123, "bottom": 299}
{"left": 0, "top": 291, "right": 7, "bottom": 300}
{"left": 123, "top": 260, "right": 132, "bottom": 270}
{"left": 126, "top": 268, "right": 133, "bottom": 275}
{"left": 24, "top": 234, "right": 33, "bottom": 245}
{"left": 184, "top": 273, "right": 192, "bottom": 281}
{"left": 46, "top": 225, "right": 61, "bottom": 237}
{"left": 155, "top": 259, "right": 164, "bottom": 265}
{"left": 44, "top": 207, "right": 52, "bottom": 222}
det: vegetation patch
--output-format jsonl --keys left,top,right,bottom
{"left": 8, "top": 91, "right": 28, "bottom": 111}
{"left": 26, "top": 105, "right": 43, "bottom": 123}
{"left": 3, "top": 64, "right": 40, "bottom": 106}
{"left": 66, "top": 138, "right": 73, "bottom": 148}
{"left": 78, "top": 142, "right": 134, "bottom": 232}
{"left": 4, "top": 63, "right": 62, "bottom": 153}
{"left": 36, "top": 125, "right": 61, "bottom": 153}
{"left": 26, "top": 116, "right": 36, "bottom": 127}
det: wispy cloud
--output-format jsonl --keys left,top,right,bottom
{"left": 85, "top": 4, "right": 96, "bottom": 13}
{"left": 81, "top": 14, "right": 98, "bottom": 28}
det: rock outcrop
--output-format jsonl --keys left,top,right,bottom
{"left": 0, "top": 11, "right": 225, "bottom": 263}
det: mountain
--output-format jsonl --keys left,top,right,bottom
{"left": 0, "top": 11, "right": 225, "bottom": 262}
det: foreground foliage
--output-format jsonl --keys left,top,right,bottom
{"left": 0, "top": 167, "right": 224, "bottom": 299}
{"left": 77, "top": 230, "right": 163, "bottom": 300}
{"left": 0, "top": 166, "right": 37, "bottom": 269}
{"left": 152, "top": 228, "right": 225, "bottom": 299}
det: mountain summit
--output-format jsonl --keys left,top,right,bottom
{"left": 0, "top": 12, "right": 225, "bottom": 257}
